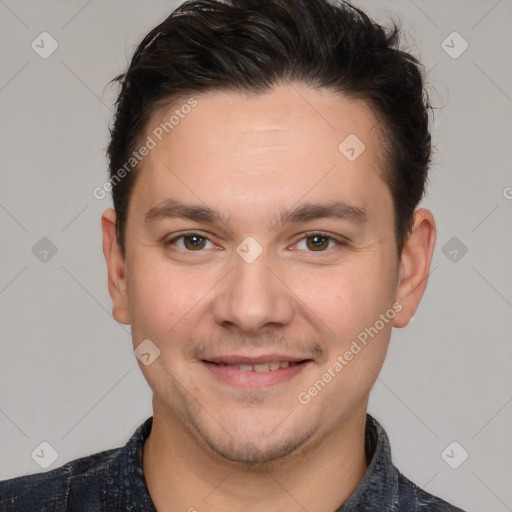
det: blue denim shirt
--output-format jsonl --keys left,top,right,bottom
{"left": 0, "top": 414, "right": 465, "bottom": 511}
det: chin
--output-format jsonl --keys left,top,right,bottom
{"left": 192, "top": 418, "right": 318, "bottom": 469}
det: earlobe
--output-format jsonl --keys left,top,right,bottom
{"left": 101, "top": 208, "right": 131, "bottom": 325}
{"left": 393, "top": 209, "right": 436, "bottom": 328}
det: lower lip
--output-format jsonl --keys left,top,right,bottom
{"left": 202, "top": 361, "right": 312, "bottom": 388}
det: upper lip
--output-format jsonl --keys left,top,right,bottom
{"left": 203, "top": 354, "right": 312, "bottom": 365}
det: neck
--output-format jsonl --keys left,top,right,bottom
{"left": 143, "top": 397, "right": 368, "bottom": 512}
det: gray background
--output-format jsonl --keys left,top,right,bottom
{"left": 0, "top": 1, "right": 511, "bottom": 510}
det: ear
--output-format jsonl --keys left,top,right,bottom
{"left": 101, "top": 208, "right": 131, "bottom": 325}
{"left": 393, "top": 208, "right": 436, "bottom": 328}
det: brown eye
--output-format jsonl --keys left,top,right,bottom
{"left": 167, "top": 233, "right": 214, "bottom": 251}
{"left": 305, "top": 235, "right": 330, "bottom": 251}
{"left": 183, "top": 235, "right": 207, "bottom": 250}
{"left": 294, "top": 233, "right": 344, "bottom": 253}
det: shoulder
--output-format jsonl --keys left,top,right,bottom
{"left": 363, "top": 414, "right": 466, "bottom": 512}
{"left": 0, "top": 446, "right": 121, "bottom": 511}
{"left": 396, "top": 470, "right": 467, "bottom": 512}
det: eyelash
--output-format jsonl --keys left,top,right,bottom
{"left": 165, "top": 231, "right": 347, "bottom": 253}
{"left": 295, "top": 231, "right": 347, "bottom": 252}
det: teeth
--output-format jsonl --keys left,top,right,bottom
{"left": 253, "top": 363, "right": 270, "bottom": 372}
{"left": 225, "top": 361, "right": 294, "bottom": 372}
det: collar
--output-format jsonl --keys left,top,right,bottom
{"left": 105, "top": 416, "right": 156, "bottom": 511}
{"left": 336, "top": 414, "right": 398, "bottom": 510}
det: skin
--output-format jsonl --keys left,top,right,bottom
{"left": 102, "top": 83, "right": 436, "bottom": 512}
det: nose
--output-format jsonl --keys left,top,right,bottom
{"left": 212, "top": 246, "right": 294, "bottom": 333}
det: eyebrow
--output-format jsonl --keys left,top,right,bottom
{"left": 145, "top": 199, "right": 229, "bottom": 226}
{"left": 276, "top": 200, "right": 367, "bottom": 226}
{"left": 144, "top": 199, "right": 367, "bottom": 227}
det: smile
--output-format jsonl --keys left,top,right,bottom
{"left": 208, "top": 361, "right": 296, "bottom": 372}
{"left": 201, "top": 359, "right": 312, "bottom": 388}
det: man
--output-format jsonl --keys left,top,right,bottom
{"left": 0, "top": 0, "right": 466, "bottom": 510}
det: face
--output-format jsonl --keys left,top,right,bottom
{"left": 105, "top": 84, "right": 419, "bottom": 465}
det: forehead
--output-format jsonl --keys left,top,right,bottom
{"left": 132, "top": 84, "right": 391, "bottom": 229}
{"left": 148, "top": 85, "right": 384, "bottom": 165}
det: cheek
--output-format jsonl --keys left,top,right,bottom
{"left": 296, "top": 260, "right": 389, "bottom": 325}
{"left": 126, "top": 254, "right": 188, "bottom": 340}
{"left": 289, "top": 255, "right": 397, "bottom": 370}
{"left": 301, "top": 264, "right": 395, "bottom": 404}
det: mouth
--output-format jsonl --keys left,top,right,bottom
{"left": 201, "top": 356, "right": 313, "bottom": 388}
{"left": 203, "top": 360, "right": 308, "bottom": 372}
